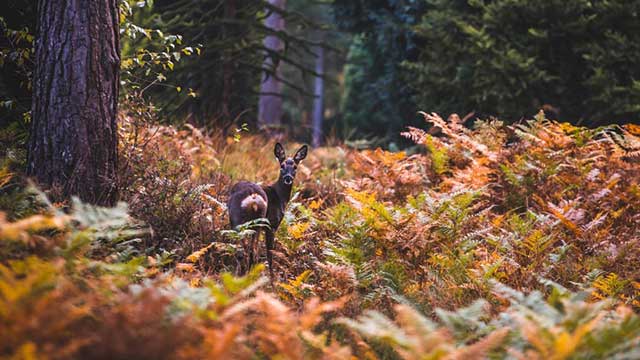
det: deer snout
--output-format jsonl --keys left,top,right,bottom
{"left": 283, "top": 175, "right": 294, "bottom": 185}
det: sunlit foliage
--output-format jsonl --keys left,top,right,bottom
{"left": 1, "top": 109, "right": 639, "bottom": 358}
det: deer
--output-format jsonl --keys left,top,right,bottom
{"left": 227, "top": 143, "right": 308, "bottom": 275}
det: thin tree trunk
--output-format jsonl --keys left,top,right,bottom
{"left": 258, "top": 0, "right": 286, "bottom": 127}
{"left": 27, "top": 0, "right": 120, "bottom": 206}
{"left": 221, "top": 0, "right": 236, "bottom": 125}
{"left": 312, "top": 45, "right": 324, "bottom": 147}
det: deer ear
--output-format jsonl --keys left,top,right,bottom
{"left": 293, "top": 145, "right": 308, "bottom": 163}
{"left": 274, "top": 143, "right": 286, "bottom": 163}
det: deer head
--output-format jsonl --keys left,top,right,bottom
{"left": 274, "top": 143, "right": 307, "bottom": 186}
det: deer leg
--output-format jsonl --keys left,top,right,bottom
{"left": 265, "top": 229, "right": 275, "bottom": 277}
{"left": 238, "top": 235, "right": 249, "bottom": 275}
{"left": 254, "top": 229, "right": 262, "bottom": 266}
{"left": 246, "top": 234, "right": 254, "bottom": 271}
{"left": 249, "top": 231, "right": 258, "bottom": 270}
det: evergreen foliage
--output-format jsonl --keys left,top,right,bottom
{"left": 332, "top": 0, "right": 426, "bottom": 141}
{"left": 407, "top": 0, "right": 640, "bottom": 126}
{"left": 333, "top": 0, "right": 640, "bottom": 137}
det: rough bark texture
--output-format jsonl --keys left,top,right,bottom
{"left": 28, "top": 0, "right": 120, "bottom": 206}
{"left": 258, "top": 0, "right": 286, "bottom": 127}
{"left": 312, "top": 45, "right": 324, "bottom": 147}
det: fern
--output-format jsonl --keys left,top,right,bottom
{"left": 592, "top": 273, "right": 630, "bottom": 301}
{"left": 423, "top": 134, "right": 450, "bottom": 175}
{"left": 278, "top": 269, "right": 314, "bottom": 302}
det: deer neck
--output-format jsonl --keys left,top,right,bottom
{"left": 271, "top": 174, "right": 293, "bottom": 206}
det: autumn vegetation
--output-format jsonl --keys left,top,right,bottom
{"left": 2, "top": 105, "right": 640, "bottom": 358}
{"left": 2, "top": 0, "right": 640, "bottom": 359}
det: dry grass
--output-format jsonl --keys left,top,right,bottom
{"left": 1, "top": 109, "right": 639, "bottom": 359}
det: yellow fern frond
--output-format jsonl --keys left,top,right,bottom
{"left": 186, "top": 242, "right": 215, "bottom": 263}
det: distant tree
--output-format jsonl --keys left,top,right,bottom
{"left": 148, "top": 0, "right": 323, "bottom": 131}
{"left": 311, "top": 43, "right": 324, "bottom": 147}
{"left": 27, "top": 0, "right": 120, "bottom": 205}
{"left": 334, "top": 0, "right": 639, "bottom": 134}
{"left": 406, "top": 0, "right": 640, "bottom": 125}
{"left": 151, "top": 0, "right": 263, "bottom": 127}
{"left": 258, "top": 0, "right": 287, "bottom": 127}
{"left": 280, "top": 0, "right": 350, "bottom": 144}
{"left": 331, "top": 0, "right": 426, "bottom": 141}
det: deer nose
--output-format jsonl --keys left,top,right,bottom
{"left": 283, "top": 175, "right": 293, "bottom": 185}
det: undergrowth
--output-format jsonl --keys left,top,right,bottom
{"left": 1, "top": 108, "right": 639, "bottom": 359}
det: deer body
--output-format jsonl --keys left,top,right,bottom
{"left": 228, "top": 181, "right": 268, "bottom": 228}
{"left": 227, "top": 143, "right": 308, "bottom": 274}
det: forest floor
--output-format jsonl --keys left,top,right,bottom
{"left": 1, "top": 110, "right": 640, "bottom": 359}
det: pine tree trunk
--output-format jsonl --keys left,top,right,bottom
{"left": 312, "top": 45, "right": 324, "bottom": 147}
{"left": 258, "top": 0, "right": 286, "bottom": 127}
{"left": 27, "top": 0, "right": 120, "bottom": 206}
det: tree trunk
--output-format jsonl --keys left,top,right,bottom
{"left": 312, "top": 45, "right": 324, "bottom": 147}
{"left": 27, "top": 0, "right": 120, "bottom": 206}
{"left": 221, "top": 0, "right": 236, "bottom": 125}
{"left": 258, "top": 0, "right": 286, "bottom": 127}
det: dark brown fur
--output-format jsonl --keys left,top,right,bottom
{"left": 227, "top": 181, "right": 268, "bottom": 227}
{"left": 227, "top": 143, "right": 308, "bottom": 275}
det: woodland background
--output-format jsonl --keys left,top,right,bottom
{"left": 3, "top": 0, "right": 640, "bottom": 145}
{"left": 0, "top": 0, "right": 639, "bottom": 359}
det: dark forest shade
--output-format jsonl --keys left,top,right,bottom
{"left": 27, "top": 0, "right": 120, "bottom": 205}
{"left": 333, "top": 0, "right": 640, "bottom": 132}
{"left": 406, "top": 0, "right": 640, "bottom": 126}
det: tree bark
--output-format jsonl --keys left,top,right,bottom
{"left": 28, "top": 0, "right": 120, "bottom": 206}
{"left": 258, "top": 0, "right": 286, "bottom": 127}
{"left": 312, "top": 45, "right": 324, "bottom": 147}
